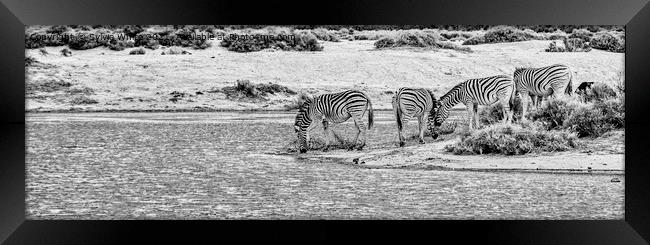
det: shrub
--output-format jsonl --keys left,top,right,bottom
{"left": 590, "top": 32, "right": 625, "bottom": 52}
{"left": 160, "top": 47, "right": 191, "bottom": 55}
{"left": 26, "top": 79, "right": 72, "bottom": 92}
{"left": 310, "top": 28, "right": 341, "bottom": 42}
{"left": 67, "top": 31, "right": 107, "bottom": 50}
{"left": 478, "top": 95, "right": 524, "bottom": 125}
{"left": 25, "top": 32, "right": 67, "bottom": 48}
{"left": 221, "top": 29, "right": 323, "bottom": 52}
{"left": 462, "top": 26, "right": 542, "bottom": 45}
{"left": 580, "top": 83, "right": 617, "bottom": 102}
{"left": 564, "top": 99, "right": 624, "bottom": 137}
{"left": 61, "top": 48, "right": 72, "bottom": 56}
{"left": 69, "top": 95, "right": 99, "bottom": 105}
{"left": 527, "top": 99, "right": 578, "bottom": 130}
{"left": 46, "top": 25, "right": 69, "bottom": 35}
{"left": 222, "top": 80, "right": 296, "bottom": 101}
{"left": 444, "top": 124, "right": 577, "bottom": 155}
{"left": 129, "top": 48, "right": 146, "bottom": 55}
{"left": 437, "top": 121, "right": 458, "bottom": 135}
{"left": 545, "top": 41, "right": 565, "bottom": 52}
{"left": 546, "top": 38, "right": 591, "bottom": 52}
{"left": 568, "top": 29, "right": 593, "bottom": 42}
{"left": 528, "top": 98, "right": 624, "bottom": 137}
{"left": 25, "top": 56, "right": 38, "bottom": 67}
{"left": 123, "top": 25, "right": 145, "bottom": 37}
{"left": 374, "top": 30, "right": 472, "bottom": 52}
{"left": 563, "top": 38, "right": 592, "bottom": 52}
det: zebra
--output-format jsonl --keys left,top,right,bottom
{"left": 392, "top": 88, "right": 437, "bottom": 147}
{"left": 294, "top": 90, "right": 374, "bottom": 153}
{"left": 430, "top": 75, "right": 516, "bottom": 138}
{"left": 513, "top": 64, "right": 574, "bottom": 119}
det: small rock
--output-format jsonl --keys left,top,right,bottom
{"left": 360, "top": 161, "right": 366, "bottom": 165}
{"left": 196, "top": 91, "right": 203, "bottom": 95}
{"left": 211, "top": 56, "right": 216, "bottom": 58}
{"left": 610, "top": 178, "right": 621, "bottom": 183}
{"left": 587, "top": 167, "right": 592, "bottom": 170}
{"left": 352, "top": 158, "right": 359, "bottom": 164}
{"left": 530, "top": 162, "right": 536, "bottom": 165}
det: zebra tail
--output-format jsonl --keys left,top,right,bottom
{"left": 393, "top": 94, "right": 402, "bottom": 131}
{"left": 367, "top": 95, "right": 374, "bottom": 130}
{"left": 564, "top": 71, "right": 574, "bottom": 95}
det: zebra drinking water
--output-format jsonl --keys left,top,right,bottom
{"left": 431, "top": 75, "right": 516, "bottom": 138}
{"left": 294, "top": 90, "right": 374, "bottom": 153}
{"left": 392, "top": 88, "right": 437, "bottom": 147}
{"left": 513, "top": 64, "right": 574, "bottom": 119}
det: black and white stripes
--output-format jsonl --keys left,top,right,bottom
{"left": 294, "top": 90, "right": 374, "bottom": 153}
{"left": 431, "top": 75, "right": 516, "bottom": 137}
{"left": 392, "top": 88, "right": 437, "bottom": 147}
{"left": 513, "top": 64, "right": 573, "bottom": 118}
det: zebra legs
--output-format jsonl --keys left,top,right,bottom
{"left": 466, "top": 103, "right": 475, "bottom": 131}
{"left": 398, "top": 119, "right": 407, "bottom": 147}
{"left": 473, "top": 103, "right": 480, "bottom": 129}
{"left": 322, "top": 120, "right": 331, "bottom": 152}
{"left": 417, "top": 116, "right": 425, "bottom": 144}
{"left": 350, "top": 115, "right": 367, "bottom": 151}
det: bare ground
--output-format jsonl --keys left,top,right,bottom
{"left": 25, "top": 39, "right": 624, "bottom": 112}
{"left": 285, "top": 129, "right": 624, "bottom": 174}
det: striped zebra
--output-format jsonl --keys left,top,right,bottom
{"left": 294, "top": 90, "right": 374, "bottom": 153}
{"left": 431, "top": 75, "right": 516, "bottom": 138}
{"left": 392, "top": 88, "right": 437, "bottom": 147}
{"left": 513, "top": 64, "right": 574, "bottom": 119}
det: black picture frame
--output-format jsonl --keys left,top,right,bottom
{"left": 1, "top": 0, "right": 649, "bottom": 243}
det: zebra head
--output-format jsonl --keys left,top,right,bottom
{"left": 294, "top": 99, "right": 313, "bottom": 153}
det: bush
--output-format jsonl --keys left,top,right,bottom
{"left": 545, "top": 41, "right": 565, "bottom": 52}
{"left": 374, "top": 30, "right": 472, "bottom": 52}
{"left": 590, "top": 32, "right": 625, "bottom": 52}
{"left": 478, "top": 96, "right": 524, "bottom": 125}
{"left": 564, "top": 38, "right": 592, "bottom": 52}
{"left": 527, "top": 99, "right": 578, "bottom": 130}
{"left": 129, "top": 48, "right": 146, "bottom": 55}
{"left": 444, "top": 124, "right": 577, "bottom": 155}
{"left": 160, "top": 47, "right": 191, "bottom": 55}
{"left": 25, "top": 32, "right": 67, "bottom": 49}
{"left": 26, "top": 79, "right": 72, "bottom": 92}
{"left": 222, "top": 80, "right": 296, "bottom": 101}
{"left": 546, "top": 38, "right": 591, "bottom": 52}
{"left": 69, "top": 95, "right": 99, "bottom": 105}
{"left": 123, "top": 25, "right": 145, "bottom": 37}
{"left": 579, "top": 83, "right": 617, "bottom": 102}
{"left": 46, "top": 25, "right": 69, "bottom": 35}
{"left": 61, "top": 48, "right": 72, "bottom": 56}
{"left": 528, "top": 98, "right": 624, "bottom": 137}
{"left": 25, "top": 56, "right": 38, "bottom": 67}
{"left": 67, "top": 31, "right": 107, "bottom": 50}
{"left": 564, "top": 99, "right": 624, "bottom": 137}
{"left": 310, "top": 28, "right": 341, "bottom": 42}
{"left": 568, "top": 29, "right": 593, "bottom": 42}
{"left": 462, "top": 26, "right": 542, "bottom": 45}
{"left": 220, "top": 29, "right": 323, "bottom": 52}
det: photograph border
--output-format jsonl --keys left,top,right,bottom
{"left": 1, "top": 0, "right": 649, "bottom": 243}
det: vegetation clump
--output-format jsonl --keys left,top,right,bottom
{"left": 374, "top": 30, "right": 472, "bottom": 52}
{"left": 129, "top": 48, "right": 146, "bottom": 55}
{"left": 221, "top": 80, "right": 296, "bottom": 102}
{"left": 444, "top": 124, "right": 577, "bottom": 155}
{"left": 462, "top": 26, "right": 543, "bottom": 45}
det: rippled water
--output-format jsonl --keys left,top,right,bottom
{"left": 26, "top": 111, "right": 624, "bottom": 219}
